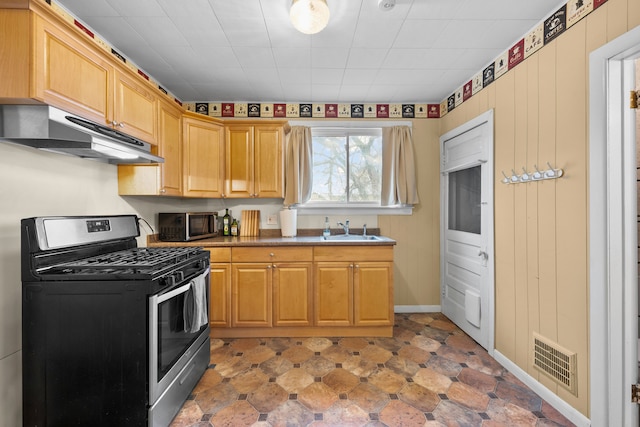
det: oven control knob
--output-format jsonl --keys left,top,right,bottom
{"left": 175, "top": 271, "right": 184, "bottom": 282}
{"left": 163, "top": 275, "right": 176, "bottom": 287}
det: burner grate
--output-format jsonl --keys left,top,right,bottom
{"left": 55, "top": 247, "right": 203, "bottom": 270}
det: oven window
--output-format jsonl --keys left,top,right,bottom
{"left": 157, "top": 292, "right": 206, "bottom": 380}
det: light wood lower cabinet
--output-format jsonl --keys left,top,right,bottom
{"left": 315, "top": 262, "right": 353, "bottom": 327}
{"left": 209, "top": 263, "right": 231, "bottom": 328}
{"left": 206, "top": 244, "right": 393, "bottom": 338}
{"left": 273, "top": 262, "right": 313, "bottom": 327}
{"left": 354, "top": 262, "right": 394, "bottom": 326}
{"left": 208, "top": 248, "right": 231, "bottom": 328}
{"left": 232, "top": 263, "right": 273, "bottom": 327}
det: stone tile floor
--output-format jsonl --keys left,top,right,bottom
{"left": 170, "top": 313, "right": 575, "bottom": 426}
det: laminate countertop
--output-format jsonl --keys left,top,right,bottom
{"left": 146, "top": 229, "right": 396, "bottom": 247}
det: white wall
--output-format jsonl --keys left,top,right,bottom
{"left": 0, "top": 142, "right": 219, "bottom": 425}
{"left": 0, "top": 140, "right": 378, "bottom": 425}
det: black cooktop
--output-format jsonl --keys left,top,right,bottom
{"left": 37, "top": 246, "right": 208, "bottom": 281}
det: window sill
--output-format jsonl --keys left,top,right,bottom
{"left": 296, "top": 205, "right": 413, "bottom": 216}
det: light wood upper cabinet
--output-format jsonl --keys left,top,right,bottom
{"left": 1, "top": 6, "right": 159, "bottom": 144}
{"left": 225, "top": 123, "right": 284, "bottom": 198}
{"left": 225, "top": 125, "right": 253, "bottom": 198}
{"left": 156, "top": 99, "right": 182, "bottom": 196}
{"left": 32, "top": 13, "right": 113, "bottom": 124}
{"left": 113, "top": 70, "right": 157, "bottom": 144}
{"left": 183, "top": 113, "right": 225, "bottom": 198}
{"left": 117, "top": 98, "right": 181, "bottom": 196}
{"left": 254, "top": 125, "right": 284, "bottom": 198}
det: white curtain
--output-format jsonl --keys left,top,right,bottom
{"left": 381, "top": 126, "right": 419, "bottom": 206}
{"left": 283, "top": 126, "right": 313, "bottom": 206}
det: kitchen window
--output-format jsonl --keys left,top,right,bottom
{"left": 289, "top": 121, "right": 418, "bottom": 215}
{"left": 309, "top": 127, "right": 382, "bottom": 206}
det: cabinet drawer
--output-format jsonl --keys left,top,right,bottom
{"left": 232, "top": 246, "right": 312, "bottom": 262}
{"left": 206, "top": 247, "right": 231, "bottom": 263}
{"left": 314, "top": 246, "right": 393, "bottom": 262}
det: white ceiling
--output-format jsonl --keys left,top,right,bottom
{"left": 54, "top": 0, "right": 566, "bottom": 103}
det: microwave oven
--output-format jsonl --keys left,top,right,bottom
{"left": 158, "top": 212, "right": 218, "bottom": 242}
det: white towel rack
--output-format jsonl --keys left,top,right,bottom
{"left": 500, "top": 162, "right": 564, "bottom": 185}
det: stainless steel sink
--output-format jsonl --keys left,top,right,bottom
{"left": 322, "top": 234, "right": 383, "bottom": 241}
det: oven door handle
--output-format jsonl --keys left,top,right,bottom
{"left": 156, "top": 267, "right": 210, "bottom": 304}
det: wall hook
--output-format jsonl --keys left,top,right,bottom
{"left": 501, "top": 171, "right": 510, "bottom": 184}
{"left": 532, "top": 164, "right": 543, "bottom": 180}
{"left": 520, "top": 166, "right": 530, "bottom": 182}
{"left": 545, "top": 162, "right": 556, "bottom": 178}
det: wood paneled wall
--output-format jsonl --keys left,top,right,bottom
{"left": 437, "top": 0, "right": 639, "bottom": 417}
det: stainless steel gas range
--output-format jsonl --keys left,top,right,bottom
{"left": 21, "top": 215, "right": 211, "bottom": 427}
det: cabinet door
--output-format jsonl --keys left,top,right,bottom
{"left": 254, "top": 125, "right": 283, "bottom": 198}
{"left": 209, "top": 263, "right": 231, "bottom": 328}
{"left": 225, "top": 125, "right": 254, "bottom": 198}
{"left": 33, "top": 15, "right": 113, "bottom": 124}
{"left": 157, "top": 100, "right": 182, "bottom": 196}
{"left": 232, "top": 263, "right": 272, "bottom": 327}
{"left": 315, "top": 262, "right": 353, "bottom": 326}
{"left": 354, "top": 262, "right": 394, "bottom": 326}
{"left": 183, "top": 116, "right": 225, "bottom": 198}
{"left": 114, "top": 70, "right": 157, "bottom": 144}
{"left": 273, "top": 262, "right": 312, "bottom": 327}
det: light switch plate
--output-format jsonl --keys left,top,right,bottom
{"left": 267, "top": 214, "right": 278, "bottom": 225}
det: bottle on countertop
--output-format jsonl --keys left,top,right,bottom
{"left": 323, "top": 216, "right": 330, "bottom": 238}
{"left": 231, "top": 218, "right": 238, "bottom": 236}
{"left": 223, "top": 209, "right": 230, "bottom": 236}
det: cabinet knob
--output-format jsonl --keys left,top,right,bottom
{"left": 355, "top": 264, "right": 359, "bottom": 269}
{"left": 272, "top": 264, "right": 277, "bottom": 269}
{"left": 269, "top": 252, "right": 275, "bottom": 257}
{"left": 267, "top": 265, "right": 272, "bottom": 270}
{"left": 160, "top": 188, "right": 166, "bottom": 194}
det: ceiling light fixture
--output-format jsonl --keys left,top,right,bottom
{"left": 378, "top": 0, "right": 396, "bottom": 11}
{"left": 290, "top": 0, "right": 330, "bottom": 35}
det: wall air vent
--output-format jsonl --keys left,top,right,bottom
{"left": 532, "top": 332, "right": 577, "bottom": 395}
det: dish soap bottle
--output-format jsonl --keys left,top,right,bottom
{"left": 223, "top": 209, "right": 230, "bottom": 236}
{"left": 231, "top": 218, "right": 238, "bottom": 236}
{"left": 322, "top": 217, "right": 330, "bottom": 238}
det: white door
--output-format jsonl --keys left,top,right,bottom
{"left": 440, "top": 110, "right": 494, "bottom": 351}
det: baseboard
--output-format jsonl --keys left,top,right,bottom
{"left": 394, "top": 305, "right": 441, "bottom": 313}
{"left": 492, "top": 350, "right": 591, "bottom": 427}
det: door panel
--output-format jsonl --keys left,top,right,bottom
{"left": 440, "top": 111, "right": 494, "bottom": 350}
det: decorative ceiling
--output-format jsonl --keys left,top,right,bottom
{"left": 54, "top": 0, "right": 567, "bottom": 103}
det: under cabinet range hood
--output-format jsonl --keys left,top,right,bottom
{"left": 0, "top": 105, "right": 164, "bottom": 164}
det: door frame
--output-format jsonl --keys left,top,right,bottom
{"left": 589, "top": 25, "right": 640, "bottom": 427}
{"left": 439, "top": 109, "right": 495, "bottom": 354}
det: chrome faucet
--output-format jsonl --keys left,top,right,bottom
{"left": 362, "top": 224, "right": 367, "bottom": 236}
{"left": 337, "top": 219, "right": 350, "bottom": 235}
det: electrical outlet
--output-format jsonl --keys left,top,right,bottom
{"left": 267, "top": 214, "right": 278, "bottom": 225}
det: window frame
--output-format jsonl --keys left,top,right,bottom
{"left": 289, "top": 120, "right": 414, "bottom": 216}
